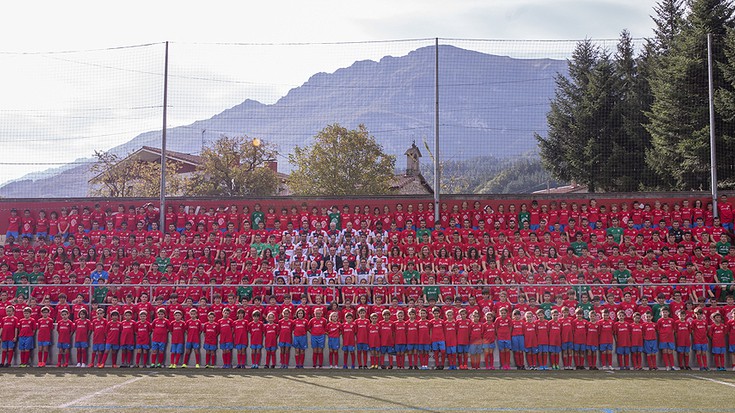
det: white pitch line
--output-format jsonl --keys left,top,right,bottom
{"left": 687, "top": 374, "right": 735, "bottom": 388}
{"left": 58, "top": 374, "right": 152, "bottom": 408}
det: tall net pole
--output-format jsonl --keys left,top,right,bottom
{"left": 708, "top": 33, "right": 719, "bottom": 216}
{"left": 434, "top": 38, "right": 440, "bottom": 223}
{"left": 159, "top": 41, "right": 169, "bottom": 233}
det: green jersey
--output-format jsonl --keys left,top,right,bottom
{"left": 251, "top": 211, "right": 265, "bottom": 228}
{"left": 155, "top": 257, "right": 171, "bottom": 273}
{"left": 606, "top": 227, "right": 624, "bottom": 244}
{"left": 237, "top": 286, "right": 253, "bottom": 301}
{"left": 716, "top": 268, "right": 733, "bottom": 284}
{"left": 651, "top": 303, "right": 669, "bottom": 322}
{"left": 518, "top": 211, "right": 530, "bottom": 225}
{"left": 613, "top": 269, "right": 631, "bottom": 284}
{"left": 570, "top": 241, "right": 588, "bottom": 256}
{"left": 12, "top": 271, "right": 29, "bottom": 284}
{"left": 93, "top": 286, "right": 109, "bottom": 304}
{"left": 716, "top": 241, "right": 732, "bottom": 256}
{"left": 403, "top": 270, "right": 420, "bottom": 283}
{"left": 328, "top": 212, "right": 341, "bottom": 230}
{"left": 577, "top": 302, "right": 594, "bottom": 320}
{"left": 423, "top": 286, "right": 440, "bottom": 302}
{"left": 539, "top": 302, "right": 554, "bottom": 320}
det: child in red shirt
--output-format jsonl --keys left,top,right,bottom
{"left": 656, "top": 307, "right": 676, "bottom": 370}
{"left": 248, "top": 311, "right": 264, "bottom": 368}
{"left": 523, "top": 311, "right": 538, "bottom": 370}
{"left": 417, "top": 308, "right": 432, "bottom": 370}
{"left": 629, "top": 312, "right": 644, "bottom": 370}
{"left": 264, "top": 311, "right": 280, "bottom": 368}
{"left": 709, "top": 312, "right": 727, "bottom": 370}
{"left": 560, "top": 307, "right": 574, "bottom": 369}
{"left": 393, "top": 310, "right": 408, "bottom": 369}
{"left": 169, "top": 310, "right": 186, "bottom": 368}
{"left": 73, "top": 309, "right": 91, "bottom": 367}
{"left": 547, "top": 310, "right": 562, "bottom": 370}
{"left": 184, "top": 308, "right": 202, "bottom": 368}
{"left": 17, "top": 307, "right": 36, "bottom": 367}
{"left": 572, "top": 308, "right": 588, "bottom": 369}
{"left": 119, "top": 310, "right": 136, "bottom": 367}
{"left": 277, "top": 308, "right": 293, "bottom": 368}
{"left": 405, "top": 309, "right": 419, "bottom": 369}
{"left": 233, "top": 308, "right": 249, "bottom": 368}
{"left": 203, "top": 312, "right": 220, "bottom": 368}
{"left": 727, "top": 308, "right": 735, "bottom": 371}
{"left": 134, "top": 311, "right": 152, "bottom": 368}
{"left": 534, "top": 309, "right": 550, "bottom": 370}
{"left": 326, "top": 312, "right": 341, "bottom": 368}
{"left": 354, "top": 307, "right": 370, "bottom": 369}
{"left": 36, "top": 306, "right": 54, "bottom": 367}
{"left": 219, "top": 308, "right": 235, "bottom": 368}
{"left": 309, "top": 308, "right": 328, "bottom": 368}
{"left": 379, "top": 309, "right": 395, "bottom": 369}
{"left": 494, "top": 307, "right": 512, "bottom": 370}
{"left": 468, "top": 311, "right": 484, "bottom": 369}
{"left": 455, "top": 308, "right": 471, "bottom": 370}
{"left": 598, "top": 309, "right": 615, "bottom": 370}
{"left": 642, "top": 312, "right": 658, "bottom": 370}
{"left": 341, "top": 312, "right": 357, "bottom": 369}
{"left": 430, "top": 307, "right": 446, "bottom": 369}
{"left": 614, "top": 311, "right": 631, "bottom": 370}
{"left": 101, "top": 310, "right": 121, "bottom": 368}
{"left": 1, "top": 305, "right": 18, "bottom": 367}
{"left": 368, "top": 312, "right": 381, "bottom": 369}
{"left": 673, "top": 309, "right": 691, "bottom": 370}
{"left": 56, "top": 308, "right": 73, "bottom": 367}
{"left": 150, "top": 308, "right": 170, "bottom": 368}
{"left": 291, "top": 308, "right": 308, "bottom": 368}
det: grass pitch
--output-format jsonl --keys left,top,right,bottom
{"left": 2, "top": 369, "right": 734, "bottom": 413}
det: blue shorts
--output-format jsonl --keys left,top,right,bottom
{"left": 407, "top": 344, "right": 417, "bottom": 351}
{"left": 456, "top": 344, "right": 468, "bottom": 353}
{"left": 91, "top": 344, "right": 105, "bottom": 352}
{"left": 36, "top": 232, "right": 47, "bottom": 239}
{"left": 370, "top": 346, "right": 380, "bottom": 352}
{"left": 203, "top": 344, "right": 217, "bottom": 351}
{"left": 573, "top": 343, "right": 587, "bottom": 352}
{"left": 105, "top": 344, "right": 120, "bottom": 351}
{"left": 538, "top": 345, "right": 549, "bottom": 353}
{"left": 265, "top": 346, "right": 277, "bottom": 352}
{"left": 278, "top": 342, "right": 291, "bottom": 348}
{"left": 446, "top": 346, "right": 457, "bottom": 355}
{"left": 293, "top": 335, "right": 307, "bottom": 350}
{"left": 525, "top": 346, "right": 538, "bottom": 354}
{"left": 561, "top": 341, "right": 573, "bottom": 351}
{"left": 220, "top": 342, "right": 233, "bottom": 351}
{"left": 250, "top": 344, "right": 263, "bottom": 350}
{"left": 469, "top": 344, "right": 483, "bottom": 354}
{"left": 676, "top": 346, "right": 690, "bottom": 354}
{"left": 644, "top": 340, "right": 658, "bottom": 355}
{"left": 658, "top": 341, "right": 675, "bottom": 351}
{"left": 235, "top": 344, "right": 247, "bottom": 350}
{"left": 120, "top": 344, "right": 135, "bottom": 351}
{"left": 186, "top": 342, "right": 200, "bottom": 350}
{"left": 6, "top": 231, "right": 18, "bottom": 239}
{"left": 342, "top": 345, "right": 355, "bottom": 352}
{"left": 548, "top": 345, "right": 561, "bottom": 353}
{"left": 170, "top": 343, "right": 184, "bottom": 354}
{"left": 74, "top": 341, "right": 88, "bottom": 349}
{"left": 587, "top": 345, "right": 598, "bottom": 352}
{"left": 311, "top": 334, "right": 325, "bottom": 349}
{"left": 57, "top": 342, "right": 71, "bottom": 350}
{"left": 498, "top": 340, "right": 511, "bottom": 350}
{"left": 693, "top": 343, "right": 708, "bottom": 352}
{"left": 328, "top": 337, "right": 341, "bottom": 350}
{"left": 483, "top": 342, "right": 496, "bottom": 350}
{"left": 356, "top": 343, "right": 369, "bottom": 352}
{"left": 431, "top": 341, "right": 446, "bottom": 351}
{"left": 135, "top": 344, "right": 150, "bottom": 350}
{"left": 380, "top": 345, "right": 395, "bottom": 354}
{"left": 729, "top": 344, "right": 735, "bottom": 353}
{"left": 616, "top": 346, "right": 630, "bottom": 355}
{"left": 630, "top": 346, "right": 643, "bottom": 353}
{"left": 18, "top": 336, "right": 34, "bottom": 350}
{"left": 152, "top": 341, "right": 166, "bottom": 352}
{"left": 712, "top": 346, "right": 726, "bottom": 354}
{"left": 394, "top": 344, "right": 407, "bottom": 353}
{"left": 599, "top": 343, "right": 613, "bottom": 352}
{"left": 1, "top": 341, "right": 15, "bottom": 349}
{"left": 38, "top": 341, "right": 51, "bottom": 347}
{"left": 511, "top": 336, "right": 525, "bottom": 352}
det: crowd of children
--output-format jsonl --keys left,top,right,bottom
{"left": 0, "top": 196, "right": 732, "bottom": 370}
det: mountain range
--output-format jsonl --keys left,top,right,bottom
{"left": 0, "top": 45, "right": 567, "bottom": 198}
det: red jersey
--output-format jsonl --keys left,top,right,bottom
{"left": 37, "top": 316, "right": 54, "bottom": 343}
{"left": 494, "top": 317, "right": 511, "bottom": 341}
{"left": 523, "top": 320, "right": 538, "bottom": 347}
{"left": 379, "top": 320, "right": 395, "bottom": 346}
{"left": 264, "top": 323, "right": 279, "bottom": 347}
{"left": 417, "top": 319, "right": 432, "bottom": 345}
{"left": 341, "top": 321, "right": 356, "bottom": 346}
{"left": 547, "top": 319, "right": 561, "bottom": 346}
{"left": 614, "top": 321, "right": 631, "bottom": 347}
{"left": 308, "top": 317, "right": 328, "bottom": 336}
{"left": 74, "top": 319, "right": 91, "bottom": 344}
{"left": 277, "top": 319, "right": 293, "bottom": 344}
{"left": 709, "top": 323, "right": 727, "bottom": 347}
{"left": 202, "top": 321, "right": 219, "bottom": 346}
{"left": 120, "top": 320, "right": 136, "bottom": 346}
{"left": 105, "top": 320, "right": 121, "bottom": 345}
{"left": 469, "top": 320, "right": 484, "bottom": 345}
{"left": 292, "top": 318, "right": 309, "bottom": 337}
{"left": 430, "top": 318, "right": 445, "bottom": 342}
{"left": 535, "top": 319, "right": 550, "bottom": 346}
{"left": 233, "top": 319, "right": 249, "bottom": 346}
{"left": 56, "top": 319, "right": 74, "bottom": 344}
{"left": 134, "top": 321, "right": 152, "bottom": 345}
{"left": 642, "top": 321, "right": 657, "bottom": 341}
{"left": 630, "top": 322, "right": 644, "bottom": 346}
{"left": 0, "top": 315, "right": 18, "bottom": 341}
{"left": 151, "top": 318, "right": 170, "bottom": 343}
{"left": 572, "top": 318, "right": 588, "bottom": 344}
{"left": 586, "top": 321, "right": 599, "bottom": 347}
{"left": 248, "top": 320, "right": 264, "bottom": 345}
{"left": 393, "top": 320, "right": 407, "bottom": 345}
{"left": 598, "top": 319, "right": 615, "bottom": 345}
{"left": 354, "top": 318, "right": 370, "bottom": 345}
{"left": 368, "top": 323, "right": 381, "bottom": 348}
{"left": 691, "top": 319, "right": 709, "bottom": 345}
{"left": 170, "top": 320, "right": 186, "bottom": 344}
{"left": 18, "top": 317, "right": 36, "bottom": 338}
{"left": 656, "top": 317, "right": 675, "bottom": 343}
{"left": 674, "top": 319, "right": 691, "bottom": 347}
{"left": 218, "top": 318, "right": 234, "bottom": 344}
{"left": 560, "top": 317, "right": 574, "bottom": 343}
{"left": 456, "top": 319, "right": 471, "bottom": 346}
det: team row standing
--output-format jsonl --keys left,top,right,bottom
{"left": 2, "top": 304, "right": 735, "bottom": 370}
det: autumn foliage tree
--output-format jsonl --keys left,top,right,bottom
{"left": 186, "top": 135, "right": 280, "bottom": 197}
{"left": 288, "top": 124, "right": 396, "bottom": 196}
{"left": 88, "top": 150, "right": 184, "bottom": 197}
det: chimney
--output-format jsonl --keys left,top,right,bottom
{"left": 266, "top": 161, "right": 278, "bottom": 173}
{"left": 405, "top": 141, "right": 422, "bottom": 177}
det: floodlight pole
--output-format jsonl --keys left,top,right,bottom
{"left": 434, "top": 38, "right": 440, "bottom": 223}
{"left": 708, "top": 33, "right": 719, "bottom": 216}
{"left": 159, "top": 41, "right": 169, "bottom": 233}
